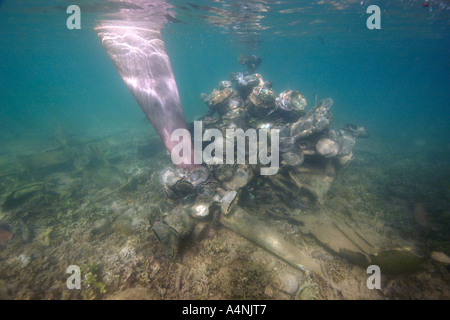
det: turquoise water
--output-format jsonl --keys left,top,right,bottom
{"left": 1, "top": 1, "right": 449, "bottom": 141}
{"left": 0, "top": 0, "right": 449, "bottom": 300}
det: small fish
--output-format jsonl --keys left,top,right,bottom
{"left": 55, "top": 122, "right": 70, "bottom": 147}
{"left": 0, "top": 223, "right": 12, "bottom": 242}
{"left": 413, "top": 202, "right": 429, "bottom": 227}
{"left": 19, "top": 219, "right": 31, "bottom": 243}
{"left": 431, "top": 251, "right": 450, "bottom": 264}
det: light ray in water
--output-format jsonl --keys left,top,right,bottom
{"left": 95, "top": 0, "right": 197, "bottom": 169}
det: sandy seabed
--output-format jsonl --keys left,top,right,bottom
{"left": 0, "top": 127, "right": 449, "bottom": 300}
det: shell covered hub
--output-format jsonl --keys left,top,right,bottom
{"left": 156, "top": 56, "right": 370, "bottom": 261}
{"left": 248, "top": 82, "right": 277, "bottom": 118}
{"left": 230, "top": 72, "right": 263, "bottom": 98}
{"left": 316, "top": 138, "right": 340, "bottom": 158}
{"left": 275, "top": 90, "right": 307, "bottom": 118}
{"left": 206, "top": 88, "right": 238, "bottom": 115}
{"left": 290, "top": 98, "right": 333, "bottom": 140}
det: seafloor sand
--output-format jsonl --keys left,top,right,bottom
{"left": 0, "top": 127, "right": 449, "bottom": 300}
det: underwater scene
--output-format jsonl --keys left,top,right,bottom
{"left": 0, "top": 0, "right": 449, "bottom": 300}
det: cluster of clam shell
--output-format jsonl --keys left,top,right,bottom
{"left": 158, "top": 70, "right": 368, "bottom": 224}
{"left": 201, "top": 71, "right": 368, "bottom": 171}
{"left": 154, "top": 60, "right": 369, "bottom": 260}
{"left": 204, "top": 72, "right": 308, "bottom": 122}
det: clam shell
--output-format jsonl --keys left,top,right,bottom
{"left": 316, "top": 138, "right": 339, "bottom": 158}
